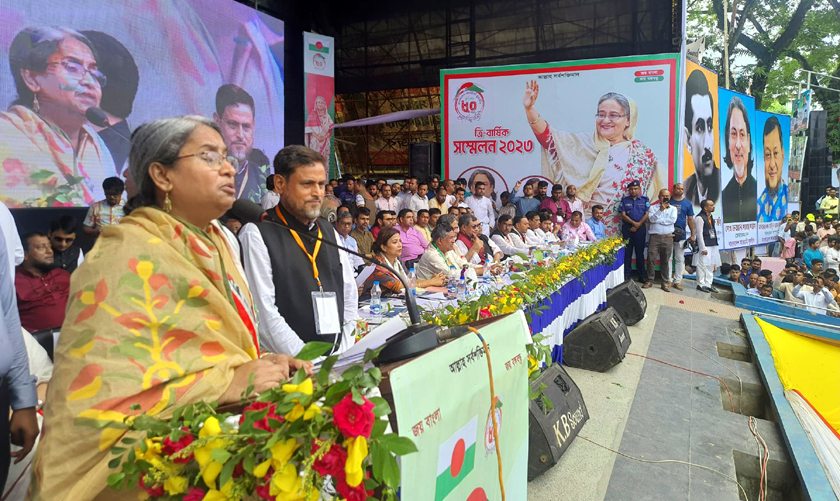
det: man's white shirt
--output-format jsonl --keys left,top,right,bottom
{"left": 239, "top": 222, "right": 358, "bottom": 356}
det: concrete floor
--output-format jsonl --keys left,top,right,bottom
{"left": 527, "top": 279, "right": 794, "bottom": 501}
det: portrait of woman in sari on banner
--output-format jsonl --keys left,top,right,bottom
{"left": 0, "top": 26, "right": 117, "bottom": 207}
{"left": 523, "top": 80, "right": 664, "bottom": 236}
{"left": 304, "top": 87, "right": 334, "bottom": 168}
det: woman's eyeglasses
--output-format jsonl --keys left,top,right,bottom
{"left": 175, "top": 150, "right": 240, "bottom": 171}
{"left": 595, "top": 113, "right": 626, "bottom": 122}
{"left": 47, "top": 59, "right": 107, "bottom": 88}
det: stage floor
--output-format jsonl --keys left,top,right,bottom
{"left": 527, "top": 279, "right": 797, "bottom": 501}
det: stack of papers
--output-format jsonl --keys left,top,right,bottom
{"left": 329, "top": 317, "right": 409, "bottom": 372}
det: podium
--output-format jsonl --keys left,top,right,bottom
{"left": 385, "top": 312, "right": 530, "bottom": 501}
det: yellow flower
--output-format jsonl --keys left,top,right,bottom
{"left": 134, "top": 438, "right": 162, "bottom": 468}
{"left": 199, "top": 416, "right": 222, "bottom": 438}
{"left": 282, "top": 378, "right": 313, "bottom": 396}
{"left": 303, "top": 403, "right": 322, "bottom": 420}
{"left": 271, "top": 463, "right": 299, "bottom": 495}
{"left": 203, "top": 480, "right": 235, "bottom": 501}
{"left": 163, "top": 476, "right": 188, "bottom": 496}
{"left": 344, "top": 436, "right": 368, "bottom": 487}
{"left": 528, "top": 355, "right": 539, "bottom": 376}
{"left": 253, "top": 458, "right": 272, "bottom": 478}
{"left": 202, "top": 460, "right": 223, "bottom": 489}
{"left": 270, "top": 438, "right": 298, "bottom": 470}
{"left": 285, "top": 403, "right": 305, "bottom": 422}
{"left": 195, "top": 417, "right": 227, "bottom": 489}
{"left": 188, "top": 285, "right": 205, "bottom": 298}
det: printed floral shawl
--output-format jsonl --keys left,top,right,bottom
{"left": 30, "top": 207, "right": 258, "bottom": 500}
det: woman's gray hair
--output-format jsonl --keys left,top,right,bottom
{"left": 597, "top": 92, "right": 631, "bottom": 118}
{"left": 9, "top": 26, "right": 98, "bottom": 108}
{"left": 124, "top": 115, "right": 221, "bottom": 215}
{"left": 431, "top": 224, "right": 451, "bottom": 243}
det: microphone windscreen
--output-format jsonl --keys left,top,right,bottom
{"left": 85, "top": 107, "right": 110, "bottom": 127}
{"left": 232, "top": 199, "right": 266, "bottom": 224}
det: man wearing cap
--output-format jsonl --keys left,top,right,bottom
{"left": 620, "top": 180, "right": 650, "bottom": 281}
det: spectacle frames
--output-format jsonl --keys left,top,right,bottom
{"left": 47, "top": 60, "right": 107, "bottom": 87}
{"left": 175, "top": 150, "right": 240, "bottom": 170}
{"left": 595, "top": 113, "right": 626, "bottom": 122}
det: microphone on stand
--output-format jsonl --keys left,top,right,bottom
{"left": 231, "top": 200, "right": 462, "bottom": 363}
{"left": 86, "top": 107, "right": 131, "bottom": 142}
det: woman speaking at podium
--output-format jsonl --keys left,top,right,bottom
{"left": 31, "top": 116, "right": 308, "bottom": 500}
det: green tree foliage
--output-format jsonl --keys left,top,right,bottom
{"left": 688, "top": 0, "right": 840, "bottom": 151}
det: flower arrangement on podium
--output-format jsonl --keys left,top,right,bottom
{"left": 420, "top": 237, "right": 624, "bottom": 411}
{"left": 421, "top": 237, "right": 624, "bottom": 328}
{"left": 105, "top": 342, "right": 416, "bottom": 501}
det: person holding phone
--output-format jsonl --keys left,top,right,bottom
{"left": 645, "top": 189, "right": 678, "bottom": 291}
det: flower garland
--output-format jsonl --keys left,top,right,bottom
{"left": 421, "top": 237, "right": 624, "bottom": 327}
{"left": 106, "top": 343, "right": 415, "bottom": 501}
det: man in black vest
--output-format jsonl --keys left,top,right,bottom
{"left": 239, "top": 145, "right": 358, "bottom": 356}
{"left": 48, "top": 216, "right": 84, "bottom": 274}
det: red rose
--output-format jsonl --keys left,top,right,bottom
{"left": 139, "top": 475, "right": 164, "bottom": 497}
{"left": 239, "top": 401, "right": 283, "bottom": 432}
{"left": 161, "top": 427, "right": 194, "bottom": 464}
{"left": 479, "top": 308, "right": 492, "bottom": 319}
{"left": 335, "top": 471, "right": 373, "bottom": 501}
{"left": 333, "top": 394, "right": 376, "bottom": 438}
{"left": 183, "top": 487, "right": 206, "bottom": 501}
{"left": 311, "top": 439, "right": 348, "bottom": 477}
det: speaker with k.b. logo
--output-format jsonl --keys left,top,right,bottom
{"left": 528, "top": 364, "right": 589, "bottom": 481}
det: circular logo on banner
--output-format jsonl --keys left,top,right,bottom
{"left": 484, "top": 396, "right": 503, "bottom": 453}
{"left": 454, "top": 82, "right": 485, "bottom": 122}
{"left": 312, "top": 53, "right": 327, "bottom": 70}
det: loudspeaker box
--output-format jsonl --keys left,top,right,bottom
{"left": 563, "top": 307, "right": 631, "bottom": 372}
{"left": 606, "top": 279, "right": 647, "bottom": 325}
{"left": 528, "top": 364, "right": 588, "bottom": 481}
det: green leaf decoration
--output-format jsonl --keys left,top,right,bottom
{"left": 296, "top": 341, "right": 334, "bottom": 361}
{"left": 377, "top": 434, "right": 418, "bottom": 456}
{"left": 466, "top": 84, "right": 484, "bottom": 93}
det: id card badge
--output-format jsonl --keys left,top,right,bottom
{"left": 312, "top": 291, "right": 341, "bottom": 335}
{"left": 709, "top": 228, "right": 716, "bottom": 239}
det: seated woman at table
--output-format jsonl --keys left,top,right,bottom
{"left": 417, "top": 224, "right": 484, "bottom": 281}
{"left": 358, "top": 226, "right": 446, "bottom": 298}
{"left": 31, "top": 116, "right": 309, "bottom": 500}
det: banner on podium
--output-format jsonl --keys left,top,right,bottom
{"left": 390, "top": 312, "right": 530, "bottom": 501}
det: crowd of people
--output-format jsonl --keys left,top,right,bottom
{"left": 0, "top": 111, "right": 833, "bottom": 498}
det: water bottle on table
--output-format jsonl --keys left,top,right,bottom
{"left": 370, "top": 281, "right": 382, "bottom": 321}
{"left": 447, "top": 265, "right": 458, "bottom": 298}
{"left": 407, "top": 267, "right": 417, "bottom": 296}
{"left": 457, "top": 268, "right": 467, "bottom": 301}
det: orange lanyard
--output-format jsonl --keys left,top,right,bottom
{"left": 275, "top": 206, "right": 324, "bottom": 290}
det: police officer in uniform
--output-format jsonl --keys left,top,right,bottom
{"left": 620, "top": 180, "right": 650, "bottom": 281}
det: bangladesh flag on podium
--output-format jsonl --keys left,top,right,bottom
{"left": 435, "top": 416, "right": 478, "bottom": 501}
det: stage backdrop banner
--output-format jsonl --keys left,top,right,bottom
{"left": 390, "top": 312, "right": 530, "bottom": 501}
{"left": 718, "top": 89, "right": 758, "bottom": 249}
{"left": 0, "top": 0, "right": 284, "bottom": 207}
{"left": 681, "top": 60, "right": 722, "bottom": 237}
{"left": 441, "top": 54, "right": 680, "bottom": 237}
{"left": 303, "top": 32, "right": 335, "bottom": 177}
{"left": 755, "top": 111, "right": 791, "bottom": 245}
